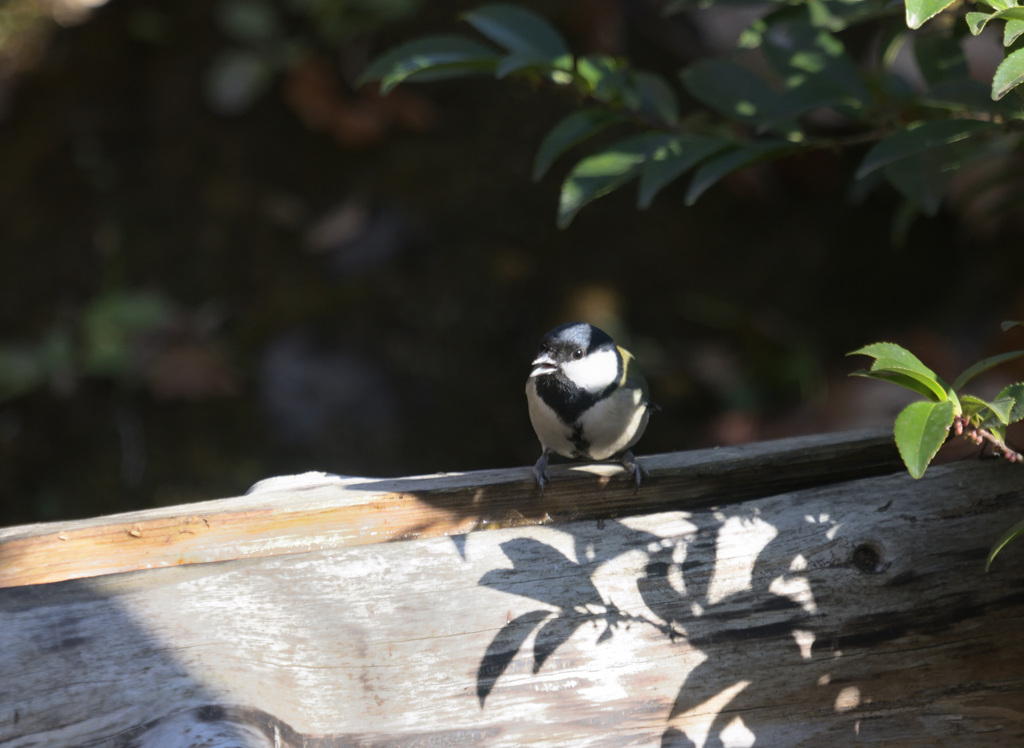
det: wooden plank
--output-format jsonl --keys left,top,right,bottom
{"left": 2, "top": 458, "right": 1024, "bottom": 746}
{"left": 0, "top": 428, "right": 900, "bottom": 588}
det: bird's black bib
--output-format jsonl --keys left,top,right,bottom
{"left": 535, "top": 371, "right": 615, "bottom": 425}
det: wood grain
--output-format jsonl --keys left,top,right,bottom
{"left": 2, "top": 456, "right": 1024, "bottom": 746}
{"left": 0, "top": 428, "right": 900, "bottom": 588}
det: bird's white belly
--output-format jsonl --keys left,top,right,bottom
{"left": 526, "top": 380, "right": 577, "bottom": 457}
{"left": 526, "top": 379, "right": 648, "bottom": 461}
{"left": 578, "top": 386, "right": 649, "bottom": 460}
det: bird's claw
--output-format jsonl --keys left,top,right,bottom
{"left": 533, "top": 452, "right": 550, "bottom": 493}
{"left": 621, "top": 449, "right": 648, "bottom": 492}
{"left": 534, "top": 449, "right": 646, "bottom": 493}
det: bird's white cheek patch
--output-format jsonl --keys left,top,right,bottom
{"left": 562, "top": 348, "right": 618, "bottom": 393}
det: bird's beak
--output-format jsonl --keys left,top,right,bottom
{"left": 530, "top": 352, "right": 559, "bottom": 378}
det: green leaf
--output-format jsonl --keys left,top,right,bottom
{"left": 761, "top": 21, "right": 870, "bottom": 112}
{"left": 557, "top": 133, "right": 676, "bottom": 229}
{"left": 494, "top": 53, "right": 555, "bottom": 79}
{"left": 359, "top": 35, "right": 500, "bottom": 93}
{"left": 1002, "top": 320, "right": 1024, "bottom": 331}
{"left": 884, "top": 159, "right": 947, "bottom": 215}
{"left": 463, "top": 4, "right": 570, "bottom": 62}
{"left": 960, "top": 394, "right": 990, "bottom": 417}
{"left": 881, "top": 128, "right": 996, "bottom": 216}
{"left": 965, "top": 7, "right": 1024, "bottom": 37}
{"left": 896, "top": 131, "right": 1001, "bottom": 215}
{"left": 681, "top": 61, "right": 798, "bottom": 136}
{"left": 633, "top": 71, "right": 680, "bottom": 125}
{"left": 993, "top": 47, "right": 1024, "bottom": 100}
{"left": 637, "top": 135, "right": 733, "bottom": 209}
{"left": 995, "top": 382, "right": 1024, "bottom": 423}
{"left": 906, "top": 0, "right": 959, "bottom": 29}
{"left": 848, "top": 342, "right": 950, "bottom": 402}
{"left": 952, "top": 351, "right": 1024, "bottom": 390}
{"left": 757, "top": 20, "right": 878, "bottom": 123}
{"left": 851, "top": 369, "right": 948, "bottom": 402}
{"left": 575, "top": 55, "right": 623, "bottom": 95}
{"left": 847, "top": 163, "right": 887, "bottom": 204}
{"left": 1006, "top": 19, "right": 1024, "bottom": 46}
{"left": 803, "top": 0, "right": 897, "bottom": 32}
{"left": 684, "top": 140, "right": 795, "bottom": 206}
{"left": 849, "top": 342, "right": 936, "bottom": 378}
{"left": 986, "top": 516, "right": 1024, "bottom": 571}
{"left": 894, "top": 400, "right": 955, "bottom": 478}
{"left": 961, "top": 394, "right": 1015, "bottom": 426}
{"left": 914, "top": 33, "right": 969, "bottom": 88}
{"left": 856, "top": 120, "right": 996, "bottom": 179}
{"left": 985, "top": 397, "right": 1016, "bottom": 425}
{"left": 576, "top": 56, "right": 675, "bottom": 119}
{"left": 966, "top": 11, "right": 993, "bottom": 36}
{"left": 740, "top": 2, "right": 889, "bottom": 48}
{"left": 532, "top": 109, "right": 628, "bottom": 182}
{"left": 762, "top": 86, "right": 853, "bottom": 128}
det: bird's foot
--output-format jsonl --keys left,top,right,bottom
{"left": 620, "top": 450, "right": 648, "bottom": 491}
{"left": 533, "top": 451, "right": 551, "bottom": 493}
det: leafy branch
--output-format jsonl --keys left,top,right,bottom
{"left": 849, "top": 337, "right": 1024, "bottom": 569}
{"left": 362, "top": 2, "right": 1024, "bottom": 228}
{"left": 906, "top": 0, "right": 1024, "bottom": 101}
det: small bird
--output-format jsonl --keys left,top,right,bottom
{"left": 526, "top": 322, "right": 654, "bottom": 490}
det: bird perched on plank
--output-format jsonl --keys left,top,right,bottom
{"left": 526, "top": 322, "right": 654, "bottom": 490}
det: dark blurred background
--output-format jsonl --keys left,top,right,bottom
{"left": 2, "top": 0, "right": 1024, "bottom": 526}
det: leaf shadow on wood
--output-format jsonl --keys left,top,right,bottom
{"left": 470, "top": 467, "right": 1024, "bottom": 746}
{"left": 473, "top": 511, "right": 826, "bottom": 743}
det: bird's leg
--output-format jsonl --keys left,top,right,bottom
{"left": 620, "top": 449, "right": 648, "bottom": 491}
{"left": 533, "top": 449, "right": 552, "bottom": 492}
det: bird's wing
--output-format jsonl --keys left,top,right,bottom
{"left": 617, "top": 346, "right": 650, "bottom": 399}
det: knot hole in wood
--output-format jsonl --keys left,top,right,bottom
{"left": 852, "top": 542, "right": 885, "bottom": 574}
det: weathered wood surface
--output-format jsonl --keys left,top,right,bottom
{"left": 0, "top": 429, "right": 901, "bottom": 588}
{"left": 3, "top": 444, "right": 1024, "bottom": 746}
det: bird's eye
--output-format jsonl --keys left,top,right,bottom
{"left": 572, "top": 348, "right": 584, "bottom": 360}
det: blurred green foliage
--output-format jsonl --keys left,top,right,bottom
{"left": 206, "top": 0, "right": 421, "bottom": 113}
{"left": 0, "top": 291, "right": 174, "bottom": 402}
